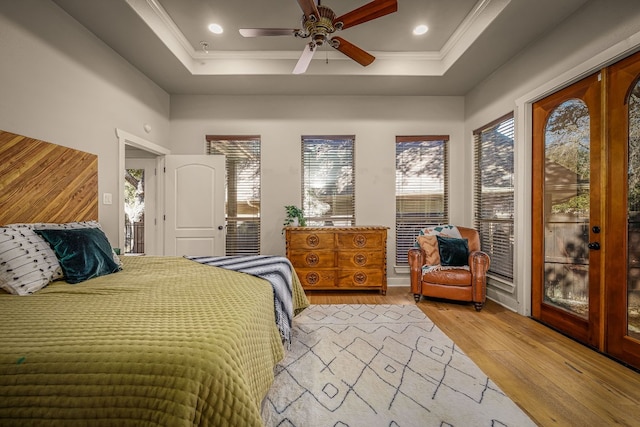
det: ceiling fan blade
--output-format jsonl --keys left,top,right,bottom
{"left": 296, "top": 0, "right": 320, "bottom": 20}
{"left": 293, "top": 44, "right": 316, "bottom": 74}
{"left": 331, "top": 37, "right": 375, "bottom": 66}
{"left": 334, "top": 0, "right": 397, "bottom": 30}
{"left": 239, "top": 28, "right": 298, "bottom": 37}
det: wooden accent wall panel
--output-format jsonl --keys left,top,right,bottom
{"left": 0, "top": 130, "right": 98, "bottom": 225}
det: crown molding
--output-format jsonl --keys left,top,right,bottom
{"left": 125, "top": 0, "right": 511, "bottom": 76}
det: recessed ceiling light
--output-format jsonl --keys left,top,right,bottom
{"left": 208, "top": 23, "right": 223, "bottom": 34}
{"left": 413, "top": 25, "right": 428, "bottom": 35}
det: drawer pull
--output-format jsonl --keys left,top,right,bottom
{"left": 354, "top": 253, "right": 367, "bottom": 266}
{"left": 353, "top": 271, "right": 367, "bottom": 284}
{"left": 305, "top": 253, "right": 319, "bottom": 266}
{"left": 306, "top": 272, "right": 320, "bottom": 285}
{"left": 306, "top": 234, "right": 320, "bottom": 247}
{"left": 353, "top": 234, "right": 367, "bottom": 247}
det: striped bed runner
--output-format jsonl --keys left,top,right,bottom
{"left": 185, "top": 255, "right": 294, "bottom": 344}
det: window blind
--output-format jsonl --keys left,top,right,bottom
{"left": 473, "top": 114, "right": 515, "bottom": 280}
{"left": 301, "top": 136, "right": 355, "bottom": 226}
{"left": 395, "top": 136, "right": 449, "bottom": 265}
{"left": 206, "top": 135, "right": 261, "bottom": 255}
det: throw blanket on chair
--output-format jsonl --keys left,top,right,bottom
{"left": 185, "top": 255, "right": 294, "bottom": 344}
{"left": 422, "top": 264, "right": 470, "bottom": 275}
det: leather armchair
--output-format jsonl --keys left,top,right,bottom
{"left": 408, "top": 226, "right": 490, "bottom": 311}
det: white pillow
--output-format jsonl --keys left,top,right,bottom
{"left": 0, "top": 221, "right": 121, "bottom": 295}
{"left": 0, "top": 225, "right": 62, "bottom": 295}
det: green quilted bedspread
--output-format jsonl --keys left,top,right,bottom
{"left": 0, "top": 256, "right": 310, "bottom": 426}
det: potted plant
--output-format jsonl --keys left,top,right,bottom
{"left": 283, "top": 205, "right": 306, "bottom": 227}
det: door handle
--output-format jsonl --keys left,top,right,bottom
{"left": 588, "top": 242, "right": 600, "bottom": 250}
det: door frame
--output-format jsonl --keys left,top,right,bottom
{"left": 116, "top": 129, "right": 170, "bottom": 254}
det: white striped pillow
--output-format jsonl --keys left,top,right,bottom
{"left": 0, "top": 225, "right": 62, "bottom": 295}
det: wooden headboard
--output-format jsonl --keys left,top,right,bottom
{"left": 0, "top": 130, "right": 98, "bottom": 226}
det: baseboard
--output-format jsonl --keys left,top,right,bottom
{"left": 387, "top": 277, "right": 410, "bottom": 287}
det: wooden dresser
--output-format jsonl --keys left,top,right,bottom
{"left": 285, "top": 226, "right": 388, "bottom": 294}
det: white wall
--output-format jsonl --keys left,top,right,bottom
{"left": 464, "top": 0, "right": 640, "bottom": 313}
{"left": 0, "top": 0, "right": 171, "bottom": 243}
{"left": 169, "top": 95, "right": 465, "bottom": 285}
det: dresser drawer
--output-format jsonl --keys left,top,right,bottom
{"left": 337, "top": 251, "right": 385, "bottom": 269}
{"left": 288, "top": 250, "right": 335, "bottom": 268}
{"left": 287, "top": 232, "right": 335, "bottom": 250}
{"left": 336, "top": 232, "right": 384, "bottom": 249}
{"left": 337, "top": 269, "right": 384, "bottom": 288}
{"left": 295, "top": 269, "right": 337, "bottom": 288}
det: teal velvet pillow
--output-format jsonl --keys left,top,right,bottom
{"left": 436, "top": 236, "right": 469, "bottom": 267}
{"left": 35, "top": 228, "right": 121, "bottom": 284}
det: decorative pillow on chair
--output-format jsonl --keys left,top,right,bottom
{"left": 417, "top": 235, "right": 441, "bottom": 265}
{"left": 416, "top": 225, "right": 463, "bottom": 266}
{"left": 35, "top": 228, "right": 121, "bottom": 284}
{"left": 436, "top": 236, "right": 469, "bottom": 267}
{"left": 419, "top": 225, "right": 462, "bottom": 239}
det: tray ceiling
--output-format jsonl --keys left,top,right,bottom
{"left": 52, "top": 0, "right": 589, "bottom": 95}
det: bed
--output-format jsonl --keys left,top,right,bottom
{"left": 0, "top": 130, "right": 309, "bottom": 426}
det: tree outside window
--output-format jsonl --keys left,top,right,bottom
{"left": 302, "top": 136, "right": 355, "bottom": 226}
{"left": 124, "top": 168, "right": 144, "bottom": 254}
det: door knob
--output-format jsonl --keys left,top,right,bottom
{"left": 588, "top": 242, "right": 600, "bottom": 250}
{"left": 218, "top": 225, "right": 224, "bottom": 230}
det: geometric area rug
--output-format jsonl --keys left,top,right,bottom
{"left": 261, "top": 304, "right": 536, "bottom": 427}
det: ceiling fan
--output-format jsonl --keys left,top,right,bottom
{"left": 239, "top": 0, "right": 398, "bottom": 74}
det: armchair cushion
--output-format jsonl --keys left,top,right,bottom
{"left": 422, "top": 266, "right": 472, "bottom": 286}
{"left": 436, "top": 236, "right": 469, "bottom": 267}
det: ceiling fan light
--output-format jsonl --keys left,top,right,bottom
{"left": 413, "top": 25, "right": 428, "bottom": 35}
{"left": 208, "top": 23, "right": 223, "bottom": 34}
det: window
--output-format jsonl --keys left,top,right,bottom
{"left": 206, "top": 135, "right": 261, "bottom": 255}
{"left": 395, "top": 136, "right": 449, "bottom": 265}
{"left": 474, "top": 114, "right": 514, "bottom": 280}
{"left": 302, "top": 136, "right": 355, "bottom": 226}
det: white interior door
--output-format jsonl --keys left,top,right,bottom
{"left": 164, "top": 155, "right": 225, "bottom": 256}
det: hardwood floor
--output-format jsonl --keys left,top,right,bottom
{"left": 305, "top": 287, "right": 640, "bottom": 427}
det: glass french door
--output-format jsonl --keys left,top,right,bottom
{"left": 533, "top": 50, "right": 640, "bottom": 369}
{"left": 532, "top": 73, "right": 602, "bottom": 348}
{"left": 606, "top": 50, "right": 640, "bottom": 368}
